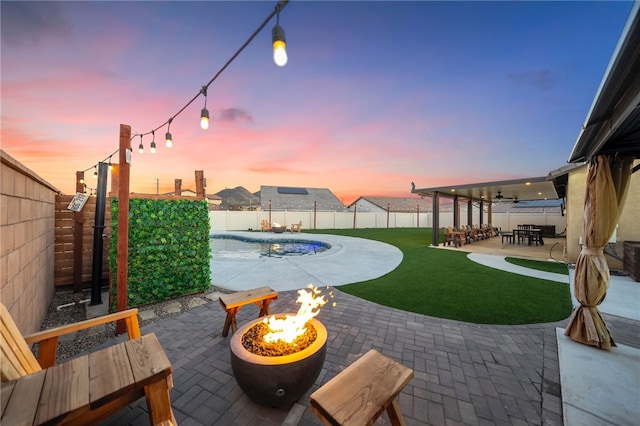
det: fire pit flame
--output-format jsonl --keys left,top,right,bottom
{"left": 262, "top": 284, "right": 327, "bottom": 344}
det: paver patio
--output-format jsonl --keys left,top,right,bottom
{"left": 94, "top": 286, "right": 638, "bottom": 425}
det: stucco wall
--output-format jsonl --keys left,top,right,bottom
{"left": 1, "top": 150, "right": 59, "bottom": 334}
{"left": 566, "top": 159, "right": 640, "bottom": 269}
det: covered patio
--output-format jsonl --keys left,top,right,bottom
{"left": 412, "top": 176, "right": 566, "bottom": 247}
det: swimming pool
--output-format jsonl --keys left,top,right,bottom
{"left": 210, "top": 234, "right": 331, "bottom": 258}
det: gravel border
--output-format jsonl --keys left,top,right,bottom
{"left": 37, "top": 286, "right": 232, "bottom": 362}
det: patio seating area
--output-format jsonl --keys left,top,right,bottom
{"left": 10, "top": 234, "right": 638, "bottom": 425}
{"left": 444, "top": 225, "right": 501, "bottom": 247}
{"left": 88, "top": 277, "right": 638, "bottom": 425}
{"left": 440, "top": 229, "right": 567, "bottom": 262}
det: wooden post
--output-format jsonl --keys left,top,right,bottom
{"left": 110, "top": 165, "right": 120, "bottom": 195}
{"left": 353, "top": 204, "right": 357, "bottom": 229}
{"left": 73, "top": 171, "right": 85, "bottom": 293}
{"left": 174, "top": 179, "right": 182, "bottom": 195}
{"left": 116, "top": 124, "right": 131, "bottom": 334}
{"left": 387, "top": 203, "right": 390, "bottom": 228}
{"left": 195, "top": 170, "right": 205, "bottom": 197}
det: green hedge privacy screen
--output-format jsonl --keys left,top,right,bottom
{"left": 109, "top": 198, "right": 211, "bottom": 308}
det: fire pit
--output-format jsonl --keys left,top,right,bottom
{"left": 230, "top": 285, "right": 328, "bottom": 407}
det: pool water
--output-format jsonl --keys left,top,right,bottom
{"left": 210, "top": 235, "right": 331, "bottom": 259}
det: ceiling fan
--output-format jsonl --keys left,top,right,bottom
{"left": 494, "top": 191, "right": 518, "bottom": 203}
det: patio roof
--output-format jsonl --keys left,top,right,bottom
{"left": 569, "top": 2, "right": 640, "bottom": 162}
{"left": 411, "top": 175, "right": 563, "bottom": 203}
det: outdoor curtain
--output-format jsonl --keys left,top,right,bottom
{"left": 564, "top": 155, "right": 634, "bottom": 350}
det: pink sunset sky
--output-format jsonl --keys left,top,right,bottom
{"left": 1, "top": 1, "right": 634, "bottom": 205}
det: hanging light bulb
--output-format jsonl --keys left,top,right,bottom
{"left": 150, "top": 130, "right": 157, "bottom": 154}
{"left": 93, "top": 167, "right": 98, "bottom": 178}
{"left": 138, "top": 135, "right": 144, "bottom": 154}
{"left": 200, "top": 86, "right": 210, "bottom": 130}
{"left": 165, "top": 118, "right": 173, "bottom": 148}
{"left": 200, "top": 108, "right": 209, "bottom": 130}
{"left": 272, "top": 23, "right": 287, "bottom": 67}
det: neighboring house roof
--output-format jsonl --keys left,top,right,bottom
{"left": 260, "top": 186, "right": 347, "bottom": 211}
{"left": 348, "top": 196, "right": 432, "bottom": 212}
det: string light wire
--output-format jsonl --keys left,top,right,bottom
{"left": 79, "top": 0, "right": 289, "bottom": 175}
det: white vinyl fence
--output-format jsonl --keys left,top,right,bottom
{"left": 209, "top": 210, "right": 566, "bottom": 234}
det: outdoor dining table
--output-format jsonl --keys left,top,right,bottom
{"left": 512, "top": 228, "right": 544, "bottom": 246}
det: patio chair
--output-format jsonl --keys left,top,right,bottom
{"left": 1, "top": 303, "right": 176, "bottom": 425}
{"left": 261, "top": 219, "right": 272, "bottom": 232}
{"left": 444, "top": 227, "right": 461, "bottom": 247}
{"left": 290, "top": 220, "right": 302, "bottom": 233}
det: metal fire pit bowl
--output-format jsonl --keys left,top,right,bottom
{"left": 230, "top": 315, "right": 327, "bottom": 408}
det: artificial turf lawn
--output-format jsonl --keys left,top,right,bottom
{"left": 306, "top": 228, "right": 572, "bottom": 325}
{"left": 505, "top": 257, "right": 569, "bottom": 275}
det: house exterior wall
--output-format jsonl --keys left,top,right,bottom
{"left": 352, "top": 198, "right": 384, "bottom": 213}
{"left": 566, "top": 160, "right": 640, "bottom": 269}
{"left": 1, "top": 150, "right": 58, "bottom": 334}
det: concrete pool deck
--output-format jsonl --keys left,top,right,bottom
{"left": 210, "top": 231, "right": 403, "bottom": 291}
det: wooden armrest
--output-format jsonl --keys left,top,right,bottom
{"left": 23, "top": 308, "right": 140, "bottom": 369}
{"left": 24, "top": 308, "right": 140, "bottom": 343}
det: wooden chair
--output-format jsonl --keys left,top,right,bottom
{"left": 260, "top": 219, "right": 272, "bottom": 232}
{"left": 1, "top": 303, "right": 176, "bottom": 425}
{"left": 310, "top": 349, "right": 413, "bottom": 426}
{"left": 444, "top": 227, "right": 461, "bottom": 247}
{"left": 290, "top": 221, "right": 302, "bottom": 233}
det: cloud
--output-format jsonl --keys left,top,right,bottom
{"left": 506, "top": 69, "right": 558, "bottom": 91}
{"left": 218, "top": 108, "right": 253, "bottom": 123}
{"left": 1, "top": 2, "right": 71, "bottom": 46}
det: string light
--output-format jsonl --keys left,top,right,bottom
{"left": 150, "top": 131, "right": 157, "bottom": 154}
{"left": 78, "top": 0, "right": 289, "bottom": 179}
{"left": 165, "top": 118, "right": 173, "bottom": 148}
{"left": 272, "top": 3, "right": 287, "bottom": 67}
{"left": 200, "top": 87, "right": 209, "bottom": 130}
{"left": 93, "top": 167, "right": 98, "bottom": 178}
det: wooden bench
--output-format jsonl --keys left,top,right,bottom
{"left": 310, "top": 349, "right": 413, "bottom": 426}
{"left": 219, "top": 286, "right": 278, "bottom": 337}
{"left": 1, "top": 303, "right": 176, "bottom": 425}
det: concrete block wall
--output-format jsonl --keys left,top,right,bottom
{"left": 1, "top": 150, "right": 59, "bottom": 334}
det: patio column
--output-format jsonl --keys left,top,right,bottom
{"left": 431, "top": 192, "right": 440, "bottom": 246}
{"left": 453, "top": 195, "right": 459, "bottom": 229}
{"left": 479, "top": 200, "right": 484, "bottom": 225}
{"left": 467, "top": 200, "right": 473, "bottom": 225}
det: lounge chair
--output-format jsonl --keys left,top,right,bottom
{"left": 1, "top": 303, "right": 176, "bottom": 425}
